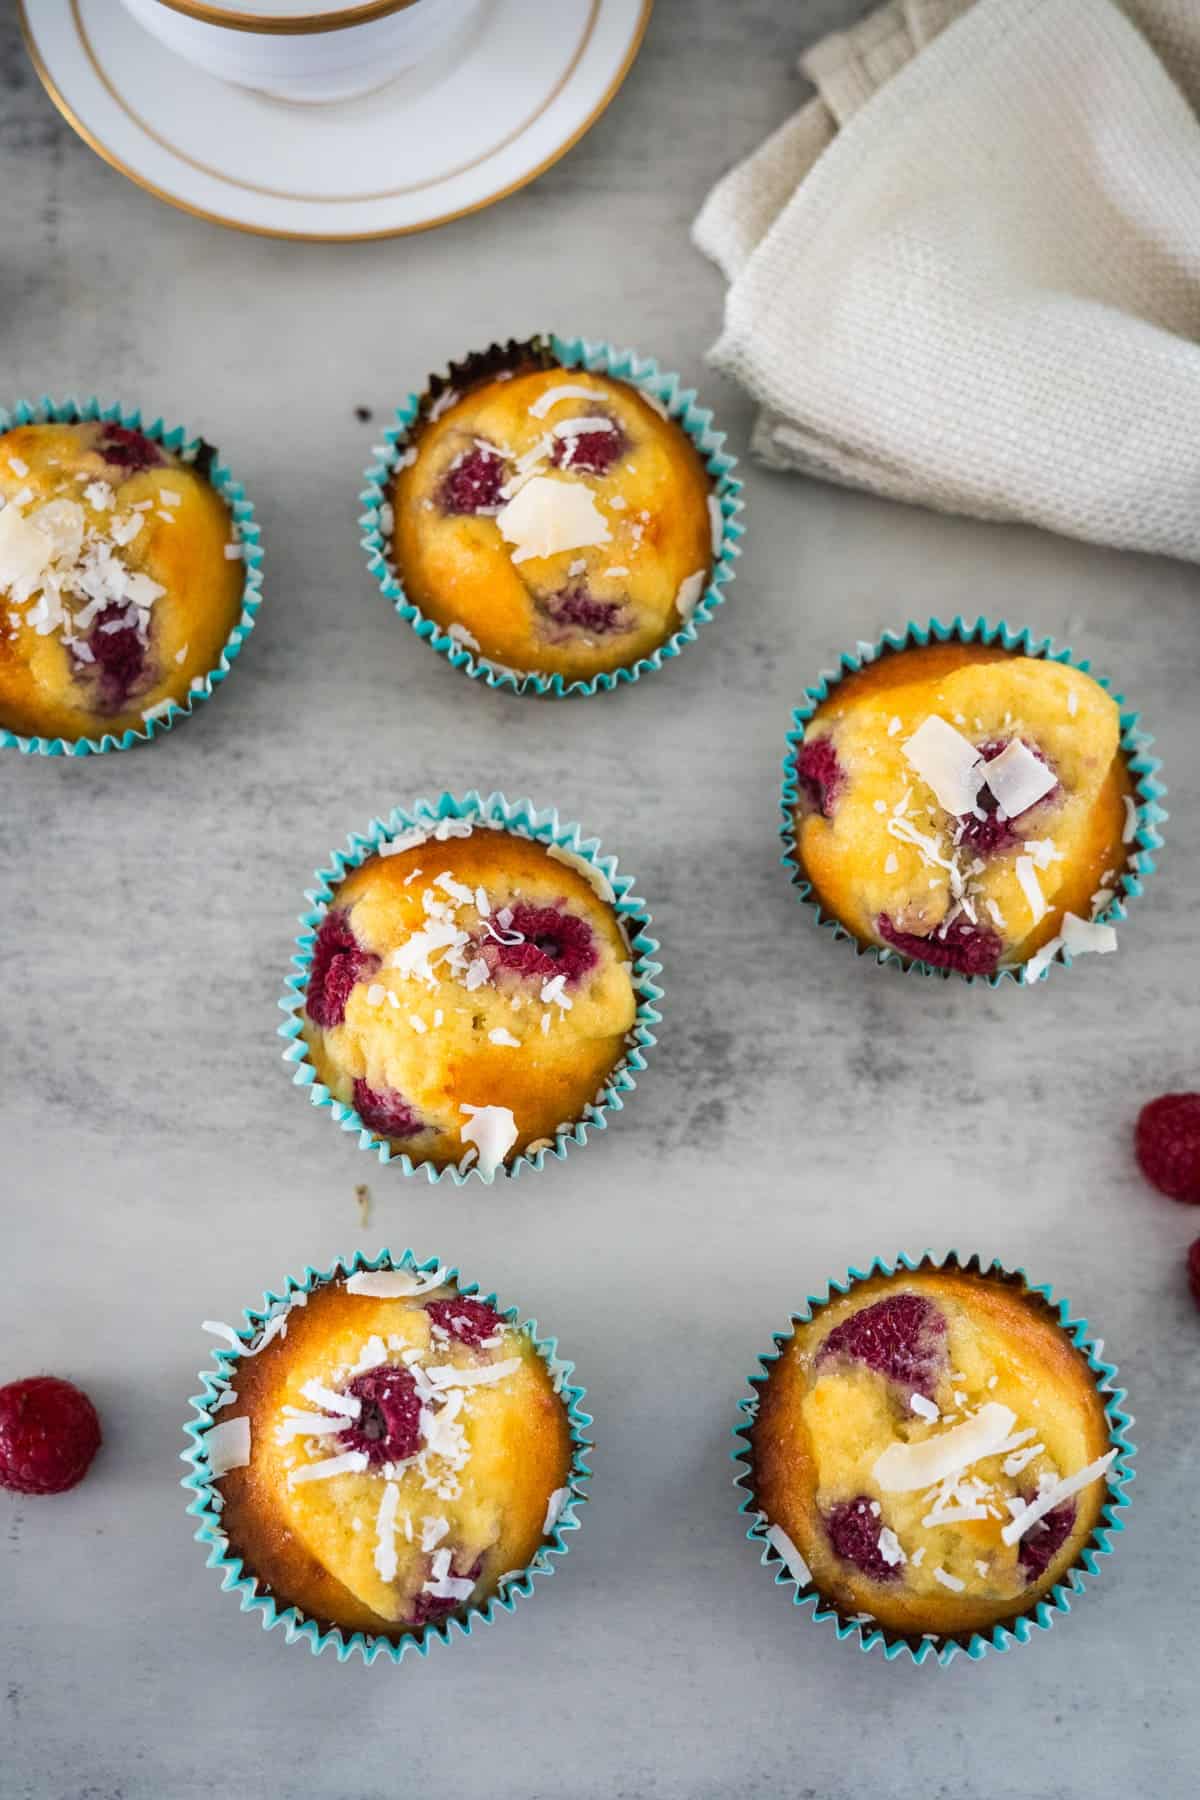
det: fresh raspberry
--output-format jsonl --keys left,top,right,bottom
{"left": 339, "top": 1366, "right": 421, "bottom": 1466}
{"left": 958, "top": 739, "right": 1058, "bottom": 856}
{"left": 794, "top": 737, "right": 844, "bottom": 820}
{"left": 877, "top": 913, "right": 1002, "bottom": 976}
{"left": 482, "top": 903, "right": 597, "bottom": 986}
{"left": 305, "top": 911, "right": 378, "bottom": 1030}
{"left": 408, "top": 1554, "right": 484, "bottom": 1627}
{"left": 352, "top": 1079, "right": 426, "bottom": 1140}
{"left": 540, "top": 584, "right": 631, "bottom": 638}
{"left": 1187, "top": 1238, "right": 1200, "bottom": 1309}
{"left": 0, "top": 1376, "right": 101, "bottom": 1495}
{"left": 1135, "top": 1094, "right": 1200, "bottom": 1203}
{"left": 818, "top": 1293, "right": 947, "bottom": 1398}
{"left": 426, "top": 1298, "right": 504, "bottom": 1347}
{"left": 97, "top": 425, "right": 165, "bottom": 472}
{"left": 437, "top": 445, "right": 506, "bottom": 514}
{"left": 77, "top": 602, "right": 148, "bottom": 710}
{"left": 823, "top": 1497, "right": 902, "bottom": 1582}
{"left": 1017, "top": 1500, "right": 1075, "bottom": 1579}
{"left": 551, "top": 422, "right": 625, "bottom": 476}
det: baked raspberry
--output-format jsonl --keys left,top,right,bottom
{"left": 794, "top": 737, "right": 844, "bottom": 819}
{"left": 408, "top": 1554, "right": 484, "bottom": 1627}
{"left": 818, "top": 1293, "right": 947, "bottom": 1398}
{"left": 306, "top": 910, "right": 378, "bottom": 1029}
{"left": 77, "top": 602, "right": 149, "bottom": 710}
{"left": 823, "top": 1497, "right": 902, "bottom": 1582}
{"left": 0, "top": 1376, "right": 101, "bottom": 1495}
{"left": 437, "top": 445, "right": 506, "bottom": 514}
{"left": 97, "top": 425, "right": 165, "bottom": 472}
{"left": 426, "top": 1298, "right": 504, "bottom": 1346}
{"left": 1187, "top": 1238, "right": 1200, "bottom": 1310}
{"left": 958, "top": 739, "right": 1058, "bottom": 855}
{"left": 1135, "top": 1093, "right": 1200, "bottom": 1203}
{"left": 352, "top": 1079, "right": 426, "bottom": 1140}
{"left": 339, "top": 1365, "right": 421, "bottom": 1466}
{"left": 1017, "top": 1500, "right": 1075, "bottom": 1579}
{"left": 877, "top": 914, "right": 1002, "bottom": 976}
{"left": 482, "top": 903, "right": 598, "bottom": 985}
{"left": 551, "top": 422, "right": 625, "bottom": 476}
{"left": 540, "top": 585, "right": 631, "bottom": 638}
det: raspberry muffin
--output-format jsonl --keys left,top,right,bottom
{"left": 0, "top": 420, "right": 243, "bottom": 742}
{"left": 301, "top": 822, "right": 638, "bottom": 1177}
{"left": 789, "top": 640, "right": 1137, "bottom": 976}
{"left": 206, "top": 1263, "right": 574, "bottom": 1643}
{"left": 750, "top": 1266, "right": 1118, "bottom": 1641}
{"left": 387, "top": 347, "right": 717, "bottom": 684}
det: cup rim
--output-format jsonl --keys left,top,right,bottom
{"left": 150, "top": 0, "right": 423, "bottom": 37}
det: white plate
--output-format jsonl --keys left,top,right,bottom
{"left": 18, "top": 0, "right": 653, "bottom": 240}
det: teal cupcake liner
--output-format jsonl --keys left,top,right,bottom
{"left": 0, "top": 395, "right": 262, "bottom": 757}
{"left": 278, "top": 789, "right": 663, "bottom": 1183}
{"left": 733, "top": 1250, "right": 1135, "bottom": 1668}
{"left": 181, "top": 1246, "right": 592, "bottom": 1666}
{"left": 359, "top": 333, "right": 744, "bottom": 697}
{"left": 780, "top": 616, "right": 1167, "bottom": 985}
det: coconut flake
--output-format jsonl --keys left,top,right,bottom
{"left": 1014, "top": 855, "right": 1048, "bottom": 926}
{"left": 1122, "top": 795, "right": 1139, "bottom": 844}
{"left": 496, "top": 475, "right": 611, "bottom": 565}
{"left": 872, "top": 1402, "right": 1016, "bottom": 1493}
{"left": 374, "top": 1481, "right": 400, "bottom": 1582}
{"left": 527, "top": 383, "right": 608, "bottom": 419}
{"left": 1061, "top": 911, "right": 1118, "bottom": 956}
{"left": 288, "top": 1450, "right": 368, "bottom": 1488}
{"left": 488, "top": 1027, "right": 521, "bottom": 1048}
{"left": 425, "top": 1357, "right": 522, "bottom": 1390}
{"left": 447, "top": 621, "right": 480, "bottom": 651}
{"left": 345, "top": 1266, "right": 446, "bottom": 1299}
{"left": 981, "top": 740, "right": 1056, "bottom": 817}
{"left": 542, "top": 1487, "right": 570, "bottom": 1535}
{"left": 1000, "top": 1449, "right": 1116, "bottom": 1546}
{"left": 902, "top": 715, "right": 984, "bottom": 816}
{"left": 877, "top": 1527, "right": 906, "bottom": 1567}
{"left": 459, "top": 1103, "right": 518, "bottom": 1180}
{"left": 933, "top": 1566, "right": 965, "bottom": 1592}
{"left": 675, "top": 569, "right": 706, "bottom": 622}
{"left": 206, "top": 1416, "right": 251, "bottom": 1477}
{"left": 299, "top": 1379, "right": 361, "bottom": 1419}
{"left": 707, "top": 494, "right": 724, "bottom": 557}
{"left": 765, "top": 1522, "right": 811, "bottom": 1585}
{"left": 422, "top": 1547, "right": 476, "bottom": 1603}
{"left": 909, "top": 1394, "right": 939, "bottom": 1422}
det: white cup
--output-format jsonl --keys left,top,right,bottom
{"left": 119, "top": 0, "right": 481, "bottom": 104}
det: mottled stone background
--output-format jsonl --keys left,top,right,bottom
{"left": 1, "top": 3, "right": 1195, "bottom": 1797}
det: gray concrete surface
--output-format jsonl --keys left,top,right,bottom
{"left": 1, "top": 3, "right": 1196, "bottom": 1797}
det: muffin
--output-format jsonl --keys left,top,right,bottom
{"left": 301, "top": 821, "right": 638, "bottom": 1176}
{"left": 204, "top": 1262, "right": 574, "bottom": 1644}
{"left": 789, "top": 640, "right": 1137, "bottom": 976}
{"left": 0, "top": 419, "right": 243, "bottom": 742}
{"left": 749, "top": 1265, "right": 1119, "bottom": 1643}
{"left": 386, "top": 347, "right": 718, "bottom": 684}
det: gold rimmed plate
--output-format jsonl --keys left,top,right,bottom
{"left": 19, "top": 0, "right": 652, "bottom": 241}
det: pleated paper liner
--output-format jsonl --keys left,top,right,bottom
{"left": 359, "top": 332, "right": 743, "bottom": 697}
{"left": 0, "top": 396, "right": 262, "bottom": 757}
{"left": 733, "top": 1250, "right": 1135, "bottom": 1667}
{"left": 181, "top": 1247, "right": 592, "bottom": 1665}
{"left": 780, "top": 616, "right": 1167, "bottom": 984}
{"left": 278, "top": 789, "right": 663, "bottom": 1183}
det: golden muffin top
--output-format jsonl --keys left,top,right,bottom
{"left": 302, "top": 823, "right": 638, "bottom": 1175}
{"left": 209, "top": 1266, "right": 573, "bottom": 1636}
{"left": 752, "top": 1268, "right": 1115, "bottom": 1637}
{"left": 793, "top": 644, "right": 1135, "bottom": 975}
{"left": 0, "top": 420, "right": 243, "bottom": 740}
{"left": 389, "top": 364, "right": 716, "bottom": 681}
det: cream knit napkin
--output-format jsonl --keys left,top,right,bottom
{"left": 694, "top": 0, "right": 1200, "bottom": 561}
